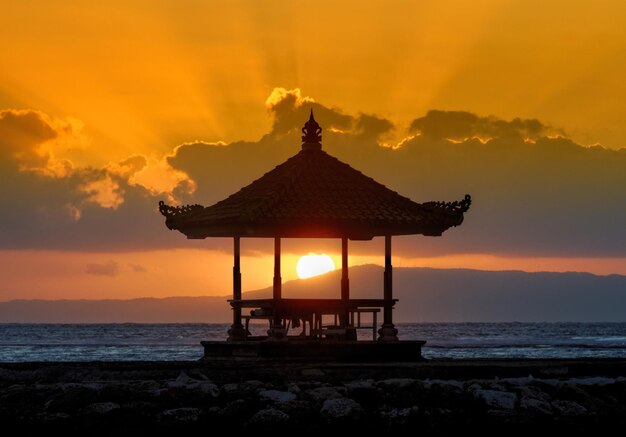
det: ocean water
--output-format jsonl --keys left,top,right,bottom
{"left": 1, "top": 322, "right": 626, "bottom": 362}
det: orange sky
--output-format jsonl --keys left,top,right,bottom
{"left": 1, "top": 1, "right": 626, "bottom": 300}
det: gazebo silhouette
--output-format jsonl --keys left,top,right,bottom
{"left": 159, "top": 111, "right": 471, "bottom": 359}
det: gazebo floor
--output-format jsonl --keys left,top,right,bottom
{"left": 200, "top": 340, "right": 426, "bottom": 362}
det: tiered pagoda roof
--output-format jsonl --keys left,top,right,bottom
{"left": 159, "top": 111, "right": 471, "bottom": 240}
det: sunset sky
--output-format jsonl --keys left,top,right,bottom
{"left": 1, "top": 0, "right": 625, "bottom": 301}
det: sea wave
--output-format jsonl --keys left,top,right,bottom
{"left": 2, "top": 322, "right": 626, "bottom": 361}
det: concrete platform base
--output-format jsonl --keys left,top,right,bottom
{"left": 200, "top": 340, "right": 426, "bottom": 361}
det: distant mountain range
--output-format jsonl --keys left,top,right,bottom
{"left": 2, "top": 265, "right": 626, "bottom": 323}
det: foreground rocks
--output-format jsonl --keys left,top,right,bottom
{"left": 1, "top": 363, "right": 626, "bottom": 435}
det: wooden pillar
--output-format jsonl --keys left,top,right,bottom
{"left": 227, "top": 237, "right": 246, "bottom": 341}
{"left": 341, "top": 238, "right": 349, "bottom": 300}
{"left": 268, "top": 237, "right": 287, "bottom": 340}
{"left": 383, "top": 235, "right": 392, "bottom": 322}
{"left": 378, "top": 235, "right": 399, "bottom": 341}
{"left": 273, "top": 237, "right": 282, "bottom": 300}
{"left": 339, "top": 237, "right": 350, "bottom": 328}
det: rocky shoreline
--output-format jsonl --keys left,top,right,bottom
{"left": 2, "top": 360, "right": 626, "bottom": 435}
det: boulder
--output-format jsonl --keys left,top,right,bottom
{"left": 320, "top": 398, "right": 364, "bottom": 421}
{"left": 551, "top": 400, "right": 587, "bottom": 416}
{"left": 157, "top": 407, "right": 201, "bottom": 423}
{"left": 376, "top": 378, "right": 417, "bottom": 390}
{"left": 344, "top": 380, "right": 380, "bottom": 407}
{"left": 377, "top": 378, "right": 423, "bottom": 406}
{"left": 473, "top": 389, "right": 517, "bottom": 410}
{"left": 259, "top": 390, "right": 297, "bottom": 404}
{"left": 218, "top": 399, "right": 254, "bottom": 419}
{"left": 304, "top": 387, "right": 343, "bottom": 406}
{"left": 247, "top": 408, "right": 290, "bottom": 425}
{"left": 379, "top": 406, "right": 419, "bottom": 427}
{"left": 519, "top": 397, "right": 553, "bottom": 415}
{"left": 83, "top": 402, "right": 120, "bottom": 415}
{"left": 287, "top": 383, "right": 301, "bottom": 394}
{"left": 166, "top": 371, "right": 219, "bottom": 397}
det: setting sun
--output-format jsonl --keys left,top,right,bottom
{"left": 296, "top": 254, "right": 336, "bottom": 279}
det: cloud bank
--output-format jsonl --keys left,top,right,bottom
{"left": 0, "top": 109, "right": 194, "bottom": 250}
{"left": 1, "top": 89, "right": 625, "bottom": 257}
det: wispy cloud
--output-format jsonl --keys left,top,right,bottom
{"left": 130, "top": 263, "right": 148, "bottom": 273}
{"left": 85, "top": 261, "right": 119, "bottom": 277}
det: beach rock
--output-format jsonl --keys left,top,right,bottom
{"left": 551, "top": 399, "right": 587, "bottom": 416}
{"left": 45, "top": 384, "right": 99, "bottom": 412}
{"left": 276, "top": 400, "right": 314, "bottom": 422}
{"left": 157, "top": 407, "right": 201, "bottom": 423}
{"left": 166, "top": 371, "right": 219, "bottom": 397}
{"left": 98, "top": 382, "right": 137, "bottom": 401}
{"left": 132, "top": 380, "right": 161, "bottom": 391}
{"left": 304, "top": 387, "right": 343, "bottom": 406}
{"left": 500, "top": 376, "right": 535, "bottom": 386}
{"left": 0, "top": 368, "right": 17, "bottom": 382}
{"left": 259, "top": 389, "right": 297, "bottom": 404}
{"left": 344, "top": 380, "right": 379, "bottom": 407}
{"left": 345, "top": 379, "right": 374, "bottom": 390}
{"left": 379, "top": 406, "right": 419, "bottom": 427}
{"left": 247, "top": 408, "right": 290, "bottom": 425}
{"left": 424, "top": 379, "right": 464, "bottom": 390}
{"left": 519, "top": 397, "right": 553, "bottom": 415}
{"left": 518, "top": 385, "right": 551, "bottom": 400}
{"left": 194, "top": 381, "right": 219, "bottom": 396}
{"left": 466, "top": 382, "right": 483, "bottom": 391}
{"left": 221, "top": 383, "right": 240, "bottom": 396}
{"left": 218, "top": 399, "right": 254, "bottom": 419}
{"left": 207, "top": 406, "right": 221, "bottom": 415}
{"left": 1, "top": 384, "right": 47, "bottom": 410}
{"left": 41, "top": 412, "right": 71, "bottom": 422}
{"left": 472, "top": 380, "right": 507, "bottom": 392}
{"left": 473, "top": 389, "right": 517, "bottom": 410}
{"left": 376, "top": 378, "right": 416, "bottom": 390}
{"left": 83, "top": 402, "right": 120, "bottom": 415}
{"left": 166, "top": 371, "right": 193, "bottom": 388}
{"left": 287, "top": 383, "right": 301, "bottom": 394}
{"left": 377, "top": 378, "right": 422, "bottom": 406}
{"left": 516, "top": 385, "right": 553, "bottom": 414}
{"left": 222, "top": 380, "right": 265, "bottom": 398}
{"left": 120, "top": 400, "right": 158, "bottom": 415}
{"left": 320, "top": 398, "right": 364, "bottom": 421}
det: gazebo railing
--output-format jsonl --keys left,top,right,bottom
{"left": 229, "top": 298, "right": 397, "bottom": 341}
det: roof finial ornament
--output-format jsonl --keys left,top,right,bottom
{"left": 301, "top": 108, "right": 322, "bottom": 150}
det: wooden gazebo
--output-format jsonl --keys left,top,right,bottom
{"left": 159, "top": 111, "right": 471, "bottom": 354}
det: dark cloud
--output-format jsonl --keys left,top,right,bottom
{"left": 1, "top": 89, "right": 625, "bottom": 258}
{"left": 354, "top": 113, "right": 394, "bottom": 139}
{"left": 167, "top": 88, "right": 626, "bottom": 258}
{"left": 86, "top": 261, "right": 119, "bottom": 277}
{"left": 0, "top": 109, "right": 192, "bottom": 251}
{"left": 264, "top": 88, "right": 352, "bottom": 139}
{"left": 409, "top": 110, "right": 553, "bottom": 141}
{"left": 0, "top": 109, "right": 72, "bottom": 175}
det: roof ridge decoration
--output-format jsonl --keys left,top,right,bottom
{"left": 158, "top": 201, "right": 203, "bottom": 227}
{"left": 424, "top": 194, "right": 472, "bottom": 214}
{"left": 301, "top": 108, "right": 322, "bottom": 150}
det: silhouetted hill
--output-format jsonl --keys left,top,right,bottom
{"left": 2, "top": 265, "right": 626, "bottom": 322}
